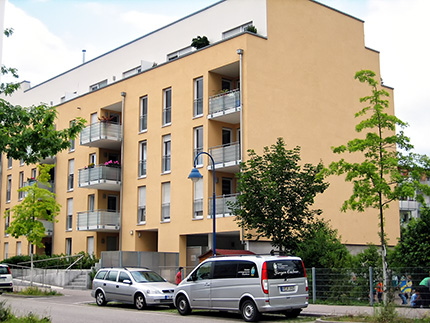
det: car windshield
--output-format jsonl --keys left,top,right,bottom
{"left": 131, "top": 270, "right": 166, "bottom": 283}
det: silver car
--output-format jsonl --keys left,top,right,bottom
{"left": 174, "top": 255, "right": 308, "bottom": 322}
{"left": 91, "top": 267, "right": 175, "bottom": 310}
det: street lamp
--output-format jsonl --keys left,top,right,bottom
{"left": 188, "top": 151, "right": 216, "bottom": 257}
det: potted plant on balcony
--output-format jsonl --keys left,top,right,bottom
{"left": 104, "top": 160, "right": 120, "bottom": 168}
{"left": 98, "top": 115, "right": 114, "bottom": 123}
{"left": 191, "top": 36, "right": 210, "bottom": 49}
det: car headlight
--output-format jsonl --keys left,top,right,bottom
{"left": 147, "top": 289, "right": 162, "bottom": 294}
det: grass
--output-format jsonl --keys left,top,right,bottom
{"left": 14, "top": 286, "right": 62, "bottom": 296}
{"left": 0, "top": 300, "right": 51, "bottom": 322}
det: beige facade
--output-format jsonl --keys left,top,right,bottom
{"left": 0, "top": 0, "right": 399, "bottom": 263}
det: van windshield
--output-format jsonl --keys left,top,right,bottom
{"left": 266, "top": 260, "right": 305, "bottom": 279}
{"left": 131, "top": 270, "right": 166, "bottom": 283}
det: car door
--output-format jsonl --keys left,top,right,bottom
{"left": 187, "top": 261, "right": 212, "bottom": 309}
{"left": 103, "top": 270, "right": 119, "bottom": 301}
{"left": 115, "top": 271, "right": 134, "bottom": 302}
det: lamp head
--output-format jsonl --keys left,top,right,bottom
{"left": 188, "top": 167, "right": 203, "bottom": 182}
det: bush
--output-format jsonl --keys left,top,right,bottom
{"left": 1, "top": 252, "right": 98, "bottom": 269}
{"left": 191, "top": 36, "right": 210, "bottom": 49}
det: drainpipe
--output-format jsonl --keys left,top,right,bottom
{"left": 119, "top": 92, "right": 126, "bottom": 251}
{"left": 237, "top": 49, "right": 244, "bottom": 247}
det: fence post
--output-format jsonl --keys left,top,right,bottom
{"left": 369, "top": 266, "right": 374, "bottom": 306}
{"left": 312, "top": 267, "right": 316, "bottom": 304}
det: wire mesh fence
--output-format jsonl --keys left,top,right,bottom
{"left": 307, "top": 267, "right": 430, "bottom": 305}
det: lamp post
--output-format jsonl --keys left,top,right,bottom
{"left": 188, "top": 152, "right": 216, "bottom": 257}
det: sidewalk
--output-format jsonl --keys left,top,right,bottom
{"left": 302, "top": 303, "right": 430, "bottom": 320}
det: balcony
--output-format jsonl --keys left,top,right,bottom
{"left": 208, "top": 142, "right": 241, "bottom": 173}
{"left": 399, "top": 199, "right": 419, "bottom": 211}
{"left": 78, "top": 165, "right": 121, "bottom": 191}
{"left": 77, "top": 210, "right": 120, "bottom": 232}
{"left": 208, "top": 89, "right": 240, "bottom": 123}
{"left": 80, "top": 122, "right": 122, "bottom": 150}
{"left": 40, "top": 220, "right": 54, "bottom": 236}
{"left": 208, "top": 193, "right": 238, "bottom": 218}
{"left": 39, "top": 155, "right": 56, "bottom": 164}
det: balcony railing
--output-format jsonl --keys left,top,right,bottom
{"left": 208, "top": 89, "right": 240, "bottom": 122}
{"left": 77, "top": 210, "right": 120, "bottom": 231}
{"left": 208, "top": 193, "right": 238, "bottom": 218}
{"left": 78, "top": 165, "right": 121, "bottom": 191}
{"left": 208, "top": 142, "right": 241, "bottom": 172}
{"left": 40, "top": 220, "right": 53, "bottom": 236}
{"left": 399, "top": 199, "right": 419, "bottom": 211}
{"left": 80, "top": 121, "right": 122, "bottom": 149}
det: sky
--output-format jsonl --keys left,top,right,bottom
{"left": 1, "top": 0, "right": 430, "bottom": 156}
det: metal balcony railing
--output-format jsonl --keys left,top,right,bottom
{"left": 208, "top": 193, "right": 238, "bottom": 218}
{"left": 80, "top": 122, "right": 121, "bottom": 146}
{"left": 209, "top": 142, "right": 241, "bottom": 168}
{"left": 78, "top": 165, "right": 121, "bottom": 188}
{"left": 77, "top": 210, "right": 120, "bottom": 231}
{"left": 399, "top": 199, "right": 419, "bottom": 211}
{"left": 209, "top": 89, "right": 240, "bottom": 115}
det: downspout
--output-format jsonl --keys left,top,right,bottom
{"left": 119, "top": 91, "right": 126, "bottom": 251}
{"left": 237, "top": 49, "right": 244, "bottom": 247}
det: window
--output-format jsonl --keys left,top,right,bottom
{"left": 66, "top": 198, "right": 73, "bottom": 231}
{"left": 139, "top": 141, "right": 147, "bottom": 177}
{"left": 69, "top": 120, "right": 76, "bottom": 152}
{"left": 192, "top": 261, "right": 212, "bottom": 281}
{"left": 194, "top": 77, "right": 203, "bottom": 117}
{"left": 167, "top": 46, "right": 193, "bottom": 61}
{"left": 6, "top": 175, "right": 11, "bottom": 202}
{"left": 4, "top": 243, "right": 8, "bottom": 260}
{"left": 20, "top": 159, "right": 24, "bottom": 166}
{"left": 163, "top": 88, "right": 172, "bottom": 126}
{"left": 91, "top": 113, "right": 98, "bottom": 124}
{"left": 222, "top": 21, "right": 253, "bottom": 39}
{"left": 161, "top": 182, "right": 170, "bottom": 222}
{"left": 266, "top": 260, "right": 306, "bottom": 279}
{"left": 87, "top": 237, "right": 94, "bottom": 255}
{"left": 193, "top": 179, "right": 203, "bottom": 219}
{"left": 212, "top": 260, "right": 258, "bottom": 279}
{"left": 162, "top": 135, "right": 171, "bottom": 173}
{"left": 31, "top": 168, "right": 37, "bottom": 180}
{"left": 89, "top": 153, "right": 96, "bottom": 166}
{"left": 68, "top": 159, "right": 74, "bottom": 191}
{"left": 4, "top": 210, "right": 10, "bottom": 236}
{"left": 88, "top": 195, "right": 95, "bottom": 212}
{"left": 107, "top": 270, "right": 118, "bottom": 281}
{"left": 18, "top": 172, "right": 24, "bottom": 200}
{"left": 194, "top": 127, "right": 203, "bottom": 166}
{"left": 7, "top": 157, "right": 12, "bottom": 169}
{"left": 89, "top": 79, "right": 108, "bottom": 92}
{"left": 119, "top": 271, "right": 131, "bottom": 283}
{"left": 66, "top": 238, "right": 72, "bottom": 256}
{"left": 16, "top": 242, "right": 21, "bottom": 256}
{"left": 140, "top": 96, "right": 148, "bottom": 132}
{"left": 138, "top": 186, "right": 146, "bottom": 224}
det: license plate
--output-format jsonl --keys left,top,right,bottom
{"left": 165, "top": 295, "right": 173, "bottom": 299}
{"left": 280, "top": 285, "right": 295, "bottom": 292}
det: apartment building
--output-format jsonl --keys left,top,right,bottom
{"left": 0, "top": 0, "right": 400, "bottom": 265}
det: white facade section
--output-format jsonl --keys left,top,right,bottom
{"left": 5, "top": 0, "right": 267, "bottom": 107}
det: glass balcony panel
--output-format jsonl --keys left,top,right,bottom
{"left": 208, "top": 193, "right": 238, "bottom": 218}
{"left": 209, "top": 89, "right": 240, "bottom": 115}
{"left": 78, "top": 165, "right": 121, "bottom": 190}
{"left": 77, "top": 210, "right": 120, "bottom": 231}
{"left": 80, "top": 122, "right": 122, "bottom": 148}
{"left": 209, "top": 142, "right": 241, "bottom": 168}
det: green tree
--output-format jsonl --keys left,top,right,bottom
{"left": 390, "top": 206, "right": 430, "bottom": 268}
{"left": 8, "top": 164, "right": 60, "bottom": 248}
{"left": 296, "top": 219, "right": 351, "bottom": 268}
{"left": 231, "top": 137, "right": 329, "bottom": 253}
{"left": 1, "top": 29, "right": 86, "bottom": 164}
{"left": 325, "top": 70, "right": 430, "bottom": 303}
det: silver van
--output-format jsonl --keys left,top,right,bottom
{"left": 174, "top": 255, "right": 308, "bottom": 322}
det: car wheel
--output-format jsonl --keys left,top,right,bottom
{"left": 284, "top": 309, "right": 301, "bottom": 318}
{"left": 241, "top": 299, "right": 260, "bottom": 322}
{"left": 176, "top": 294, "right": 191, "bottom": 315}
{"left": 134, "top": 293, "right": 146, "bottom": 310}
{"left": 95, "top": 291, "right": 107, "bottom": 306}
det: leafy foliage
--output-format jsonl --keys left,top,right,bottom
{"left": 2, "top": 252, "right": 98, "bottom": 269}
{"left": 191, "top": 35, "right": 210, "bottom": 49}
{"left": 390, "top": 206, "right": 430, "bottom": 268}
{"left": 231, "top": 138, "right": 329, "bottom": 252}
{"left": 296, "top": 220, "right": 351, "bottom": 268}
{"left": 7, "top": 164, "right": 60, "bottom": 248}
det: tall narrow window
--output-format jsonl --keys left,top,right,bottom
{"left": 140, "top": 96, "right": 148, "bottom": 132}
{"left": 6, "top": 175, "right": 11, "bottom": 203}
{"left": 87, "top": 237, "right": 94, "bottom": 255}
{"left": 194, "top": 77, "right": 203, "bottom": 117}
{"left": 7, "top": 157, "right": 12, "bottom": 169}
{"left": 66, "top": 238, "right": 72, "bottom": 255}
{"left": 161, "top": 182, "right": 170, "bottom": 222}
{"left": 16, "top": 242, "right": 21, "bottom": 256}
{"left": 193, "top": 179, "right": 203, "bottom": 219}
{"left": 66, "top": 198, "right": 73, "bottom": 231}
{"left": 138, "top": 186, "right": 146, "bottom": 224}
{"left": 31, "top": 168, "right": 37, "bottom": 180}
{"left": 18, "top": 172, "right": 24, "bottom": 200}
{"left": 163, "top": 88, "right": 172, "bottom": 126}
{"left": 88, "top": 194, "right": 95, "bottom": 212}
{"left": 162, "top": 135, "right": 171, "bottom": 173}
{"left": 68, "top": 159, "right": 74, "bottom": 191}
{"left": 89, "top": 153, "right": 96, "bottom": 166}
{"left": 139, "top": 140, "right": 147, "bottom": 177}
{"left": 4, "top": 243, "right": 8, "bottom": 259}
{"left": 194, "top": 127, "right": 203, "bottom": 166}
{"left": 4, "top": 209, "right": 10, "bottom": 236}
{"left": 69, "top": 120, "right": 76, "bottom": 152}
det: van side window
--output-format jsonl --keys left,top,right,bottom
{"left": 266, "top": 260, "right": 305, "bottom": 279}
{"left": 195, "top": 261, "right": 212, "bottom": 280}
{"left": 237, "top": 261, "right": 259, "bottom": 278}
{"left": 213, "top": 261, "right": 237, "bottom": 279}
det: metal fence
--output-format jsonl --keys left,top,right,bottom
{"left": 308, "top": 267, "right": 430, "bottom": 305}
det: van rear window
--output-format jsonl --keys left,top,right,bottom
{"left": 266, "top": 260, "right": 305, "bottom": 279}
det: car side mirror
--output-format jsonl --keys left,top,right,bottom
{"left": 123, "top": 279, "right": 132, "bottom": 285}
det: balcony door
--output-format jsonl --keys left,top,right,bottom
{"left": 222, "top": 128, "right": 232, "bottom": 146}
{"left": 222, "top": 178, "right": 233, "bottom": 195}
{"left": 107, "top": 195, "right": 118, "bottom": 212}
{"left": 91, "top": 113, "right": 98, "bottom": 124}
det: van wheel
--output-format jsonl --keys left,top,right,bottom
{"left": 241, "top": 300, "right": 260, "bottom": 322}
{"left": 284, "top": 309, "right": 301, "bottom": 318}
{"left": 135, "top": 293, "right": 146, "bottom": 310}
{"left": 176, "top": 294, "right": 191, "bottom": 315}
{"left": 96, "top": 291, "right": 107, "bottom": 306}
